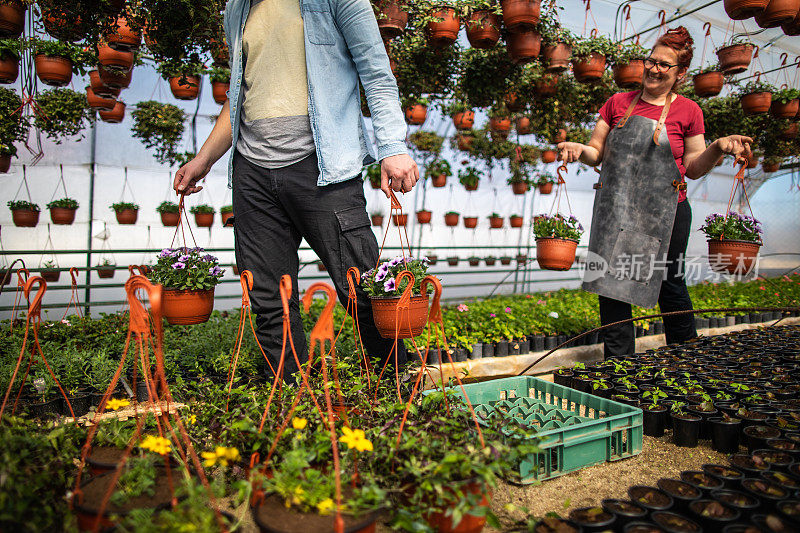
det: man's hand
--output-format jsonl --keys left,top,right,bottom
{"left": 174, "top": 156, "right": 211, "bottom": 195}
{"left": 557, "top": 142, "right": 585, "bottom": 164}
{"left": 715, "top": 135, "right": 753, "bottom": 164}
{"left": 380, "top": 154, "right": 419, "bottom": 198}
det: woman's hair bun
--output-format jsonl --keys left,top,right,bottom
{"left": 655, "top": 26, "right": 694, "bottom": 68}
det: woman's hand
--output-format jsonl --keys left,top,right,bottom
{"left": 715, "top": 135, "right": 754, "bottom": 163}
{"left": 557, "top": 142, "right": 585, "bottom": 163}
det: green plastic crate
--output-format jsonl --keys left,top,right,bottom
{"left": 434, "top": 376, "right": 642, "bottom": 483}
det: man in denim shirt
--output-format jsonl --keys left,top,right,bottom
{"left": 174, "top": 0, "right": 416, "bottom": 377}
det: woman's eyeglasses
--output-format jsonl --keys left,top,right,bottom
{"left": 643, "top": 58, "right": 678, "bottom": 73}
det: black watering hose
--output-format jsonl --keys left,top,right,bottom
{"left": 516, "top": 305, "right": 800, "bottom": 376}
{"left": 0, "top": 258, "right": 27, "bottom": 297}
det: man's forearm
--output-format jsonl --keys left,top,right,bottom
{"left": 196, "top": 100, "right": 233, "bottom": 169}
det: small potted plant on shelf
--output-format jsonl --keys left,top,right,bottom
{"left": 700, "top": 212, "right": 762, "bottom": 275}
{"left": 534, "top": 171, "right": 556, "bottom": 194}
{"left": 488, "top": 212, "right": 503, "bottom": 228}
{"left": 156, "top": 201, "right": 180, "bottom": 227}
{"left": 692, "top": 63, "right": 725, "bottom": 97}
{"left": 190, "top": 204, "right": 214, "bottom": 227}
{"left": 40, "top": 259, "right": 60, "bottom": 282}
{"left": 570, "top": 33, "right": 613, "bottom": 83}
{"left": 47, "top": 197, "right": 78, "bottom": 225}
{"left": 96, "top": 259, "right": 116, "bottom": 279}
{"left": 220, "top": 205, "right": 233, "bottom": 226}
{"left": 610, "top": 41, "right": 648, "bottom": 88}
{"left": 148, "top": 247, "right": 223, "bottom": 325}
{"left": 370, "top": 210, "right": 384, "bottom": 227}
{"left": 426, "top": 158, "right": 451, "bottom": 188}
{"left": 364, "top": 163, "right": 381, "bottom": 190}
{"left": 8, "top": 199, "right": 40, "bottom": 227}
{"left": 111, "top": 201, "right": 139, "bottom": 225}
{"left": 533, "top": 213, "right": 583, "bottom": 271}
{"left": 361, "top": 256, "right": 432, "bottom": 338}
{"left": 458, "top": 166, "right": 481, "bottom": 191}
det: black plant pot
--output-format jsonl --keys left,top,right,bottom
{"left": 624, "top": 522, "right": 662, "bottom": 533}
{"left": 573, "top": 376, "right": 593, "bottom": 394}
{"left": 61, "top": 393, "right": 92, "bottom": 417}
{"left": 687, "top": 405, "right": 718, "bottom": 439}
{"left": 744, "top": 425, "right": 780, "bottom": 453}
{"left": 557, "top": 334, "right": 567, "bottom": 346}
{"left": 642, "top": 405, "right": 668, "bottom": 437}
{"left": 710, "top": 416, "right": 742, "bottom": 453}
{"left": 776, "top": 499, "right": 800, "bottom": 528}
{"left": 470, "top": 343, "right": 483, "bottom": 360}
{"left": 650, "top": 510, "right": 702, "bottom": 533}
{"left": 730, "top": 453, "right": 771, "bottom": 477}
{"left": 671, "top": 412, "right": 701, "bottom": 448}
{"left": 28, "top": 398, "right": 59, "bottom": 418}
{"left": 545, "top": 336, "right": 558, "bottom": 350}
{"left": 426, "top": 347, "right": 441, "bottom": 364}
{"left": 657, "top": 478, "right": 702, "bottom": 513}
{"left": 553, "top": 370, "right": 573, "bottom": 388}
{"left": 532, "top": 335, "right": 545, "bottom": 351}
{"left": 495, "top": 340, "right": 509, "bottom": 357}
{"left": 519, "top": 338, "right": 530, "bottom": 354}
{"left": 760, "top": 470, "right": 800, "bottom": 493}
{"left": 627, "top": 485, "right": 674, "bottom": 514}
{"left": 751, "top": 513, "right": 796, "bottom": 532}
{"left": 568, "top": 506, "right": 616, "bottom": 532}
{"left": 601, "top": 499, "right": 646, "bottom": 530}
{"left": 455, "top": 348, "right": 468, "bottom": 362}
{"left": 680, "top": 470, "right": 725, "bottom": 496}
{"left": 689, "top": 499, "right": 740, "bottom": 531}
{"left": 710, "top": 489, "right": 761, "bottom": 521}
{"left": 753, "top": 449, "right": 794, "bottom": 472}
{"left": 741, "top": 478, "right": 789, "bottom": 513}
{"left": 703, "top": 464, "right": 745, "bottom": 490}
{"left": 532, "top": 517, "right": 584, "bottom": 532}
{"left": 482, "top": 343, "right": 494, "bottom": 358}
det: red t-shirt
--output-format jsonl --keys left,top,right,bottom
{"left": 599, "top": 91, "right": 705, "bottom": 202}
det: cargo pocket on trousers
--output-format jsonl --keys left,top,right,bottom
{"left": 336, "top": 206, "right": 377, "bottom": 277}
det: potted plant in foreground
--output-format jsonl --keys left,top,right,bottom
{"left": 8, "top": 199, "right": 40, "bottom": 227}
{"left": 362, "top": 256, "right": 432, "bottom": 339}
{"left": 47, "top": 197, "right": 79, "bottom": 225}
{"left": 148, "top": 247, "right": 224, "bottom": 325}
{"left": 111, "top": 201, "right": 138, "bottom": 224}
{"left": 156, "top": 200, "right": 180, "bottom": 227}
{"left": 700, "top": 212, "right": 762, "bottom": 275}
{"left": 533, "top": 214, "right": 583, "bottom": 271}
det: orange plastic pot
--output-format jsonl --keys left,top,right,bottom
{"left": 162, "top": 288, "right": 215, "bottom": 325}
{"left": 40, "top": 269, "right": 60, "bottom": 283}
{"left": 416, "top": 210, "right": 432, "bottom": 224}
{"left": 466, "top": 10, "right": 500, "bottom": 49}
{"left": 0, "top": 153, "right": 9, "bottom": 173}
{"left": 42, "top": 8, "right": 82, "bottom": 41}
{"left": 98, "top": 43, "right": 134, "bottom": 70}
{"left": 516, "top": 116, "right": 532, "bottom": 135}
{"left": 536, "top": 237, "right": 578, "bottom": 270}
{"left": 500, "top": 257, "right": 511, "bottom": 265}
{"left": 392, "top": 213, "right": 408, "bottom": 227}
{"left": 572, "top": 53, "right": 607, "bottom": 83}
{"left": 538, "top": 182, "right": 553, "bottom": 194}
{"left": 194, "top": 212, "right": 214, "bottom": 227}
{"left": 747, "top": 157, "right": 759, "bottom": 168}
{"left": 501, "top": 0, "right": 541, "bottom": 30}
{"left": 11, "top": 208, "right": 39, "bottom": 227}
{"left": 724, "top": 0, "right": 769, "bottom": 18}
{"left": 510, "top": 215, "right": 524, "bottom": 227}
{"left": 782, "top": 9, "right": 800, "bottom": 34}
{"left": 431, "top": 174, "right": 447, "bottom": 188}
{"left": 771, "top": 98, "right": 799, "bottom": 118}
{"left": 693, "top": 71, "right": 724, "bottom": 97}
{"left": 114, "top": 208, "right": 138, "bottom": 225}
{"left": 50, "top": 207, "right": 76, "bottom": 225}
{"left": 105, "top": 16, "right": 141, "bottom": 51}
{"left": 452, "top": 110, "right": 475, "bottom": 130}
{"left": 552, "top": 128, "right": 567, "bottom": 144}
{"left": 543, "top": 42, "right": 571, "bottom": 71}
{"left": 716, "top": 43, "right": 754, "bottom": 75}
{"left": 371, "top": 214, "right": 384, "bottom": 226}
{"left": 427, "top": 7, "right": 460, "bottom": 47}
{"left": 99, "top": 65, "right": 132, "bottom": 89}
{"left": 779, "top": 122, "right": 798, "bottom": 140}
{"left": 505, "top": 91, "right": 524, "bottom": 112}
{"left": 405, "top": 104, "right": 427, "bottom": 125}
{"left": 34, "top": 55, "right": 72, "bottom": 87}
{"left": 613, "top": 60, "right": 644, "bottom": 88}
{"left": 490, "top": 116, "right": 512, "bottom": 132}
{"left": 424, "top": 480, "right": 491, "bottom": 533}
{"left": 457, "top": 134, "right": 474, "bottom": 152}
{"left": 89, "top": 70, "right": 119, "bottom": 97}
{"left": 512, "top": 181, "right": 528, "bottom": 195}
{"left": 741, "top": 92, "right": 772, "bottom": 115}
{"left": 96, "top": 267, "right": 115, "bottom": 279}
{"left": 212, "top": 81, "right": 229, "bottom": 105}
{"left": 99, "top": 101, "right": 126, "bottom": 123}
{"left": 0, "top": 0, "right": 25, "bottom": 38}
{"left": 489, "top": 216, "right": 504, "bottom": 229}
{"left": 763, "top": 161, "right": 781, "bottom": 172}
{"left": 463, "top": 216, "right": 478, "bottom": 229}
{"left": 170, "top": 76, "right": 201, "bottom": 100}
{"left": 0, "top": 53, "right": 18, "bottom": 83}
{"left": 221, "top": 211, "right": 234, "bottom": 226}
{"left": 534, "top": 73, "right": 559, "bottom": 96}
{"left": 464, "top": 182, "right": 479, "bottom": 191}
{"left": 507, "top": 28, "right": 541, "bottom": 64}
{"left": 541, "top": 150, "right": 556, "bottom": 163}
{"left": 485, "top": 257, "right": 496, "bottom": 266}
{"left": 707, "top": 239, "right": 760, "bottom": 275}
{"left": 444, "top": 213, "right": 459, "bottom": 226}
{"left": 371, "top": 294, "right": 429, "bottom": 339}
{"left": 160, "top": 212, "right": 179, "bottom": 227}
{"left": 754, "top": 0, "right": 799, "bottom": 27}
{"left": 376, "top": 0, "right": 408, "bottom": 39}
{"left": 86, "top": 87, "right": 117, "bottom": 111}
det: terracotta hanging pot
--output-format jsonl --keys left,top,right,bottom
{"left": 452, "top": 109, "right": 475, "bottom": 130}
{"left": 771, "top": 98, "right": 799, "bottom": 118}
{"left": 194, "top": 212, "right": 214, "bottom": 227}
{"left": 444, "top": 213, "right": 459, "bottom": 226}
{"left": 11, "top": 208, "right": 39, "bottom": 227}
{"left": 504, "top": 92, "right": 525, "bottom": 112}
{"left": 162, "top": 288, "right": 215, "bottom": 325}
{"left": 464, "top": 182, "right": 478, "bottom": 191}
{"left": 426, "top": 7, "right": 459, "bottom": 47}
{"left": 613, "top": 60, "right": 644, "bottom": 88}
{"left": 210, "top": 37, "right": 229, "bottom": 67}
{"left": 431, "top": 174, "right": 447, "bottom": 188}
{"left": 539, "top": 182, "right": 554, "bottom": 194}
{"left": 536, "top": 237, "right": 577, "bottom": 270}
{"left": 693, "top": 71, "right": 725, "bottom": 97}
{"left": 466, "top": 10, "right": 501, "bottom": 49}
{"left": 170, "top": 76, "right": 201, "bottom": 100}
{"left": 371, "top": 294, "right": 429, "bottom": 339}
{"left": 405, "top": 104, "right": 427, "bottom": 125}
{"left": 552, "top": 128, "right": 567, "bottom": 144}
{"left": 541, "top": 150, "right": 556, "bottom": 163}
{"left": 416, "top": 210, "right": 432, "bottom": 224}
{"left": 500, "top": 0, "right": 541, "bottom": 30}
{"left": 42, "top": 8, "right": 81, "bottom": 41}
{"left": 0, "top": 0, "right": 25, "bottom": 38}
{"left": 500, "top": 257, "right": 511, "bottom": 265}
{"left": 516, "top": 116, "right": 532, "bottom": 135}
{"left": 724, "top": 0, "right": 770, "bottom": 18}
{"left": 463, "top": 216, "right": 478, "bottom": 228}
{"left": 510, "top": 215, "right": 524, "bottom": 228}
{"left": 512, "top": 181, "right": 529, "bottom": 195}
{"left": 716, "top": 43, "right": 754, "bottom": 75}
{"left": 762, "top": 160, "right": 781, "bottom": 172}
{"left": 99, "top": 65, "right": 132, "bottom": 89}
{"left": 86, "top": 87, "right": 117, "bottom": 111}
{"left": 160, "top": 212, "right": 179, "bottom": 226}
{"left": 468, "top": 257, "right": 480, "bottom": 266}
{"left": 0, "top": 153, "right": 9, "bottom": 173}
{"left": 50, "top": 207, "right": 77, "bottom": 225}
{"left": 543, "top": 42, "right": 571, "bottom": 71}
{"left": 96, "top": 266, "right": 115, "bottom": 279}
{"left": 507, "top": 28, "right": 541, "bottom": 64}
{"left": 754, "top": 0, "right": 799, "bottom": 27}
{"left": 392, "top": 213, "right": 407, "bottom": 226}
{"left": 489, "top": 216, "right": 504, "bottom": 229}
{"left": 447, "top": 256, "right": 459, "bottom": 266}
{"left": 40, "top": 269, "right": 60, "bottom": 283}
{"left": 99, "top": 101, "right": 126, "bottom": 123}
{"left": 114, "top": 208, "right": 138, "bottom": 225}
{"left": 105, "top": 16, "right": 141, "bottom": 52}
{"left": 782, "top": 10, "right": 800, "bottom": 34}
{"left": 490, "top": 116, "right": 512, "bottom": 132}
{"left": 572, "top": 53, "right": 607, "bottom": 83}
{"left": 484, "top": 257, "right": 496, "bottom": 266}
{"left": 371, "top": 214, "right": 384, "bottom": 226}
{"left": 534, "top": 73, "right": 559, "bottom": 96}
{"left": 376, "top": 0, "right": 408, "bottom": 39}
{"left": 516, "top": 253, "right": 528, "bottom": 265}
{"left": 212, "top": 81, "right": 229, "bottom": 105}
{"left": 707, "top": 239, "right": 760, "bottom": 274}
{"left": 34, "top": 55, "right": 73, "bottom": 87}
{"left": 0, "top": 53, "right": 18, "bottom": 83}
{"left": 98, "top": 43, "right": 134, "bottom": 71}
{"left": 89, "top": 70, "right": 120, "bottom": 97}
{"left": 779, "top": 122, "right": 798, "bottom": 140}
{"left": 457, "top": 134, "right": 474, "bottom": 152}
{"left": 741, "top": 92, "right": 772, "bottom": 115}
{"left": 747, "top": 157, "right": 759, "bottom": 168}
{"left": 221, "top": 211, "right": 234, "bottom": 226}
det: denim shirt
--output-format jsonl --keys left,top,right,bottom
{"left": 223, "top": 0, "right": 408, "bottom": 187}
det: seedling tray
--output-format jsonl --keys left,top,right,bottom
{"left": 434, "top": 376, "right": 642, "bottom": 483}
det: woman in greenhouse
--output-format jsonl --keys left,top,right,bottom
{"left": 557, "top": 27, "right": 753, "bottom": 357}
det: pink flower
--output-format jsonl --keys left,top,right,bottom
{"left": 759, "top": 286, "right": 765, "bottom": 290}
{"left": 489, "top": 313, "right": 496, "bottom": 318}
{"left": 537, "top": 299, "right": 546, "bottom": 305}
{"left": 505, "top": 307, "right": 512, "bottom": 313}
{"left": 457, "top": 304, "right": 469, "bottom": 312}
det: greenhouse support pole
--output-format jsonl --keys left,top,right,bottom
{"left": 84, "top": 120, "right": 97, "bottom": 315}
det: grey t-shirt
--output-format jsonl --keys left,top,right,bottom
{"left": 236, "top": 0, "right": 316, "bottom": 169}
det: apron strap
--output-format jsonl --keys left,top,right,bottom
{"left": 653, "top": 93, "right": 674, "bottom": 146}
{"left": 616, "top": 92, "right": 642, "bottom": 129}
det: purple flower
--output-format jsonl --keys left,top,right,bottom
{"left": 489, "top": 313, "right": 496, "bottom": 318}
{"left": 202, "top": 254, "right": 216, "bottom": 262}
{"left": 209, "top": 266, "right": 222, "bottom": 276}
{"left": 178, "top": 254, "right": 191, "bottom": 262}
{"left": 505, "top": 307, "right": 512, "bottom": 313}
{"left": 389, "top": 257, "right": 403, "bottom": 267}
{"left": 383, "top": 278, "right": 396, "bottom": 292}
{"left": 158, "top": 248, "right": 173, "bottom": 259}
{"left": 172, "top": 262, "right": 186, "bottom": 270}
{"left": 375, "top": 268, "right": 388, "bottom": 282}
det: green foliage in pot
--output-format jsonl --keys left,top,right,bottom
{"left": 149, "top": 247, "right": 224, "bottom": 291}
{"left": 426, "top": 158, "right": 452, "bottom": 177}
{"left": 440, "top": 99, "right": 471, "bottom": 117}
{"left": 458, "top": 45, "right": 516, "bottom": 108}
{"left": 0, "top": 87, "right": 29, "bottom": 157}
{"left": 737, "top": 80, "right": 775, "bottom": 97}
{"left": 609, "top": 41, "right": 648, "bottom": 65}
{"left": 361, "top": 256, "right": 431, "bottom": 298}
{"left": 457, "top": 166, "right": 481, "bottom": 189}
{"left": 131, "top": 0, "right": 222, "bottom": 63}
{"left": 538, "top": 7, "right": 574, "bottom": 45}
{"left": 111, "top": 201, "right": 139, "bottom": 212}
{"left": 364, "top": 163, "right": 382, "bottom": 187}
{"left": 35, "top": 0, "right": 113, "bottom": 45}
{"left": 33, "top": 89, "right": 92, "bottom": 143}
{"left": 392, "top": 31, "right": 459, "bottom": 100}
{"left": 156, "top": 57, "right": 205, "bottom": 81}
{"left": 47, "top": 197, "right": 79, "bottom": 210}
{"left": 156, "top": 200, "right": 179, "bottom": 214}
{"left": 464, "top": 127, "right": 517, "bottom": 167}
{"left": 452, "top": 0, "right": 502, "bottom": 18}
{"left": 400, "top": 94, "right": 430, "bottom": 109}
{"left": 533, "top": 214, "right": 584, "bottom": 240}
{"left": 699, "top": 212, "right": 762, "bottom": 242}
{"left": 0, "top": 38, "right": 21, "bottom": 60}
{"left": 189, "top": 204, "right": 214, "bottom": 215}
{"left": 29, "top": 37, "right": 91, "bottom": 74}
{"left": 7, "top": 199, "right": 39, "bottom": 211}
{"left": 207, "top": 65, "right": 230, "bottom": 83}
{"left": 772, "top": 86, "right": 800, "bottom": 105}
{"left": 409, "top": 130, "right": 444, "bottom": 155}
{"left": 220, "top": 205, "right": 233, "bottom": 214}
{"left": 131, "top": 100, "right": 187, "bottom": 165}
{"left": 691, "top": 63, "right": 722, "bottom": 75}
{"left": 507, "top": 164, "right": 531, "bottom": 185}
{"left": 533, "top": 171, "right": 556, "bottom": 186}
{"left": 571, "top": 34, "right": 615, "bottom": 59}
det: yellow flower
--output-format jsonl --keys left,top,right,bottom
{"left": 140, "top": 435, "right": 171, "bottom": 456}
{"left": 187, "top": 414, "right": 197, "bottom": 425}
{"left": 339, "top": 427, "right": 373, "bottom": 453}
{"left": 202, "top": 451, "right": 218, "bottom": 468}
{"left": 202, "top": 447, "right": 240, "bottom": 468}
{"left": 292, "top": 417, "right": 307, "bottom": 430}
{"left": 317, "top": 498, "right": 335, "bottom": 516}
{"left": 106, "top": 398, "right": 130, "bottom": 411}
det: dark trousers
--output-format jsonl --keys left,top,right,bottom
{"left": 599, "top": 200, "right": 698, "bottom": 357}
{"left": 232, "top": 150, "right": 407, "bottom": 378}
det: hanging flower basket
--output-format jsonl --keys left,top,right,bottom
{"left": 48, "top": 198, "right": 79, "bottom": 225}
{"left": 190, "top": 205, "right": 215, "bottom": 227}
{"left": 416, "top": 210, "right": 432, "bottom": 224}
{"left": 105, "top": 16, "right": 141, "bottom": 52}
{"left": 485, "top": 256, "right": 496, "bottom": 266}
{"left": 779, "top": 122, "right": 798, "bottom": 140}
{"left": 456, "top": 133, "right": 474, "bottom": 151}
{"left": 96, "top": 262, "right": 116, "bottom": 279}
{"left": 0, "top": 52, "right": 18, "bottom": 84}
{"left": 534, "top": 73, "right": 559, "bottom": 96}
{"left": 444, "top": 212, "right": 459, "bottom": 226}
{"left": 99, "top": 65, "right": 132, "bottom": 89}
{"left": 170, "top": 76, "right": 201, "bottom": 100}
{"left": 426, "top": 7, "right": 460, "bottom": 47}
{"left": 716, "top": 43, "right": 754, "bottom": 75}
{"left": 489, "top": 215, "right": 504, "bottom": 229}
{"left": 447, "top": 256, "right": 459, "bottom": 266}
{"left": 504, "top": 92, "right": 524, "bottom": 112}
{"left": 516, "top": 253, "right": 528, "bottom": 265}
{"left": 466, "top": 10, "right": 500, "bottom": 49}
{"left": 489, "top": 116, "right": 512, "bottom": 132}
{"left": 8, "top": 201, "right": 40, "bottom": 227}
{"left": 99, "top": 101, "right": 126, "bottom": 123}
{"left": 741, "top": 91, "right": 772, "bottom": 115}
{"left": 363, "top": 257, "right": 432, "bottom": 339}
{"left": 375, "top": 0, "right": 408, "bottom": 39}
{"left": 405, "top": 104, "right": 427, "bottom": 125}
{"left": 41, "top": 8, "right": 81, "bottom": 41}
{"left": 34, "top": 54, "right": 72, "bottom": 87}
{"left": 468, "top": 257, "right": 480, "bottom": 266}
{"left": 541, "top": 150, "right": 557, "bottom": 164}
{"left": 112, "top": 202, "right": 139, "bottom": 225}
{"left": 431, "top": 174, "right": 447, "bottom": 187}
{"left": 612, "top": 60, "right": 644, "bottom": 88}
{"left": 507, "top": 28, "right": 541, "bottom": 64}
{"left": 221, "top": 206, "right": 234, "bottom": 226}
{"left": 40, "top": 267, "right": 60, "bottom": 283}
{"left": 371, "top": 213, "right": 384, "bottom": 226}
{"left": 452, "top": 109, "right": 475, "bottom": 130}
{"left": 754, "top": 0, "right": 799, "bottom": 28}
{"left": 157, "top": 201, "right": 180, "bottom": 226}
{"left": 212, "top": 81, "right": 229, "bottom": 105}
{"left": 150, "top": 247, "right": 223, "bottom": 325}
{"left": 724, "top": 0, "right": 769, "bottom": 19}
{"left": 98, "top": 43, "right": 134, "bottom": 71}
{"left": 516, "top": 116, "right": 532, "bottom": 135}
{"left": 463, "top": 216, "right": 478, "bottom": 229}
{"left": 458, "top": 166, "right": 481, "bottom": 191}
{"left": 0, "top": 0, "right": 25, "bottom": 38}
{"left": 86, "top": 87, "right": 117, "bottom": 111}
{"left": 533, "top": 214, "right": 583, "bottom": 271}
{"left": 511, "top": 181, "right": 529, "bottom": 195}
{"left": 771, "top": 96, "right": 799, "bottom": 118}
{"left": 572, "top": 53, "right": 607, "bottom": 83}
{"left": 700, "top": 212, "right": 762, "bottom": 275}
{"left": 693, "top": 71, "right": 724, "bottom": 97}
{"left": 500, "top": 256, "right": 512, "bottom": 265}
{"left": 392, "top": 213, "right": 408, "bottom": 226}
{"left": 500, "top": 0, "right": 541, "bottom": 30}
{"left": 543, "top": 42, "right": 571, "bottom": 71}
{"left": 510, "top": 215, "right": 524, "bottom": 228}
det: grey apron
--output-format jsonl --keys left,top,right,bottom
{"left": 582, "top": 92, "right": 684, "bottom": 308}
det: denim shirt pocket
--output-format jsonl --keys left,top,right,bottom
{"left": 301, "top": 0, "right": 337, "bottom": 45}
